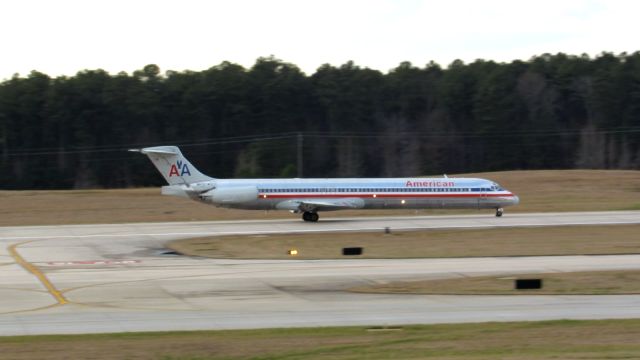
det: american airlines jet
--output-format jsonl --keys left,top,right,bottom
{"left": 133, "top": 146, "right": 519, "bottom": 222}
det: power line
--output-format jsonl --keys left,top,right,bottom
{"left": 4, "top": 127, "right": 640, "bottom": 157}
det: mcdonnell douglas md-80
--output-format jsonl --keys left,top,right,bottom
{"left": 133, "top": 146, "right": 519, "bottom": 222}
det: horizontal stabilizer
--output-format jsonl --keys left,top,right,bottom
{"left": 129, "top": 147, "right": 181, "bottom": 155}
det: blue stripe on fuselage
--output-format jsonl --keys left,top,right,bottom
{"left": 215, "top": 178, "right": 492, "bottom": 189}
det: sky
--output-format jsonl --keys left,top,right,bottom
{"left": 0, "top": 0, "right": 638, "bottom": 79}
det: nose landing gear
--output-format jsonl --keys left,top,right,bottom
{"left": 302, "top": 211, "right": 319, "bottom": 222}
{"left": 495, "top": 208, "right": 504, "bottom": 217}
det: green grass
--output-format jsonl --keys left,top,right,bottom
{"left": 623, "top": 203, "right": 640, "bottom": 210}
{"left": 2, "top": 320, "right": 640, "bottom": 359}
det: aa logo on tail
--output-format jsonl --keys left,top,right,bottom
{"left": 169, "top": 160, "right": 191, "bottom": 177}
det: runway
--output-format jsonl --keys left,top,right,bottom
{"left": 1, "top": 211, "right": 639, "bottom": 335}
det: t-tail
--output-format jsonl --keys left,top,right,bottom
{"left": 130, "top": 146, "right": 215, "bottom": 198}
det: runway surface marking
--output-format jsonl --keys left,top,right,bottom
{"left": 7, "top": 241, "right": 68, "bottom": 305}
{"left": 46, "top": 260, "right": 141, "bottom": 266}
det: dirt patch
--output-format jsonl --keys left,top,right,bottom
{"left": 168, "top": 224, "right": 640, "bottom": 259}
{"left": 350, "top": 270, "right": 640, "bottom": 295}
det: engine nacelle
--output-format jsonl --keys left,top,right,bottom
{"left": 201, "top": 186, "right": 258, "bottom": 205}
{"left": 188, "top": 181, "right": 217, "bottom": 192}
{"left": 161, "top": 181, "right": 216, "bottom": 199}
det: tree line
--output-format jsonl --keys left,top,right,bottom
{"left": 0, "top": 52, "right": 639, "bottom": 189}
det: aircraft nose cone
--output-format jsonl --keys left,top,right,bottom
{"left": 512, "top": 195, "right": 520, "bottom": 206}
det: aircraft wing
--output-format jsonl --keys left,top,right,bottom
{"left": 276, "top": 198, "right": 365, "bottom": 212}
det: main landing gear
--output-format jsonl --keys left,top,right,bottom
{"left": 302, "top": 211, "right": 319, "bottom": 222}
{"left": 495, "top": 208, "right": 504, "bottom": 217}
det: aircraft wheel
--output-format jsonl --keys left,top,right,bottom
{"left": 302, "top": 212, "right": 319, "bottom": 222}
{"left": 496, "top": 208, "right": 504, "bottom": 217}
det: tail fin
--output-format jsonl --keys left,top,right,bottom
{"left": 132, "top": 146, "right": 213, "bottom": 185}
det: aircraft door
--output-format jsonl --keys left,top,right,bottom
{"left": 478, "top": 187, "right": 487, "bottom": 209}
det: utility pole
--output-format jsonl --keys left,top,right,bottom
{"left": 297, "top": 132, "right": 303, "bottom": 178}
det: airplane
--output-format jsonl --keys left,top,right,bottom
{"left": 132, "top": 145, "right": 519, "bottom": 222}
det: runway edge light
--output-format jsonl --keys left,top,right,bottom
{"left": 288, "top": 249, "right": 298, "bottom": 256}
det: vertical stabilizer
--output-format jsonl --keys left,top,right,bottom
{"left": 132, "top": 146, "right": 213, "bottom": 185}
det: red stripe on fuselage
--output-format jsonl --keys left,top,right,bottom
{"left": 259, "top": 193, "right": 514, "bottom": 199}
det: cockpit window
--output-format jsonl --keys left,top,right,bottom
{"left": 492, "top": 182, "right": 505, "bottom": 191}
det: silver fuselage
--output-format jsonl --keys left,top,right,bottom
{"left": 180, "top": 177, "right": 519, "bottom": 211}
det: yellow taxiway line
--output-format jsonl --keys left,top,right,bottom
{"left": 7, "top": 241, "right": 68, "bottom": 305}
